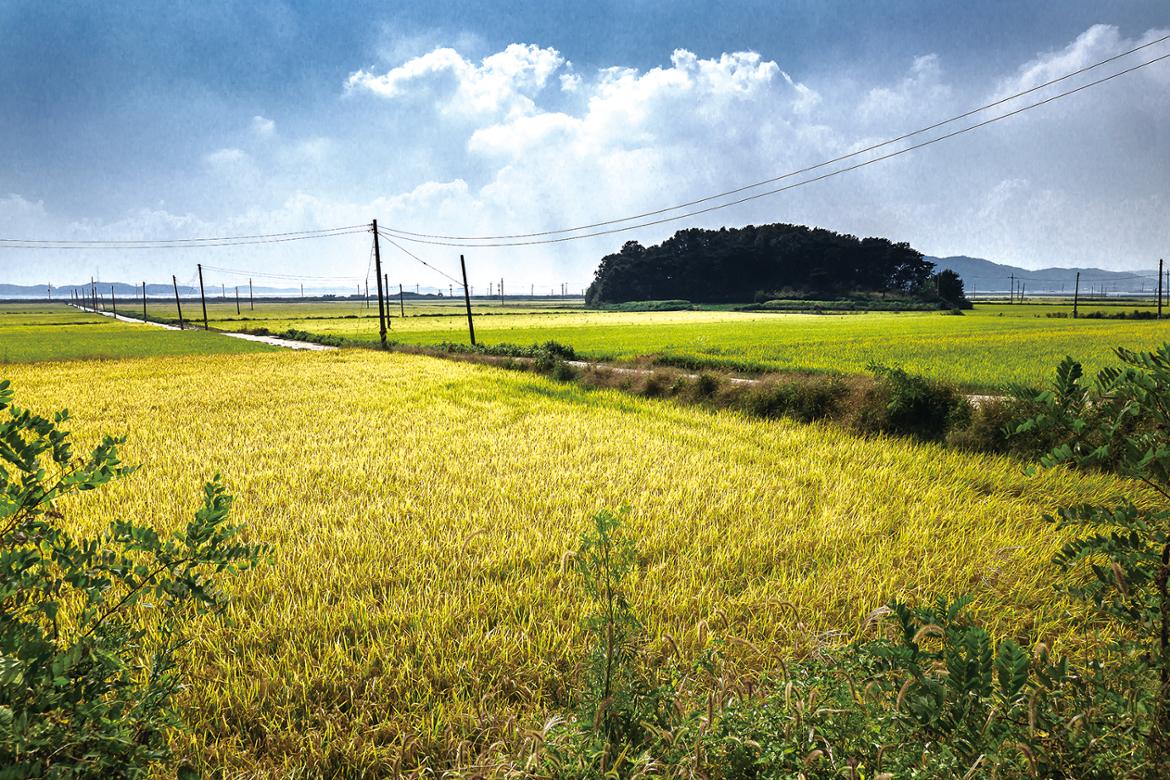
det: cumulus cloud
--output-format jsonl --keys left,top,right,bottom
{"left": 347, "top": 43, "right": 565, "bottom": 118}
{"left": 9, "top": 26, "right": 1170, "bottom": 287}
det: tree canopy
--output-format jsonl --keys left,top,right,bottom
{"left": 585, "top": 223, "right": 936, "bottom": 304}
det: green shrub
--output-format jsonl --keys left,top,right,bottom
{"left": 852, "top": 364, "right": 969, "bottom": 441}
{"left": 737, "top": 377, "right": 846, "bottom": 422}
{"left": 0, "top": 378, "right": 266, "bottom": 777}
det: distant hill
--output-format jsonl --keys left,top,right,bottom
{"left": 928, "top": 255, "right": 1157, "bottom": 295}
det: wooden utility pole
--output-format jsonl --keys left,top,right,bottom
{"left": 197, "top": 263, "right": 209, "bottom": 330}
{"left": 1159, "top": 258, "right": 1164, "bottom": 320}
{"left": 385, "top": 275, "right": 390, "bottom": 311}
{"left": 221, "top": 283, "right": 226, "bottom": 301}
{"left": 249, "top": 278, "right": 254, "bottom": 310}
{"left": 235, "top": 286, "right": 241, "bottom": 315}
{"left": 365, "top": 280, "right": 369, "bottom": 309}
{"left": 300, "top": 283, "right": 304, "bottom": 299}
{"left": 499, "top": 277, "right": 504, "bottom": 306}
{"left": 110, "top": 286, "right": 117, "bottom": 318}
{"left": 172, "top": 275, "right": 185, "bottom": 330}
{"left": 1008, "top": 274, "right": 1015, "bottom": 303}
{"left": 372, "top": 220, "right": 387, "bottom": 346}
{"left": 1073, "top": 272, "right": 1080, "bottom": 319}
{"left": 460, "top": 254, "right": 476, "bottom": 346}
{"left": 399, "top": 283, "right": 405, "bottom": 318}
{"left": 142, "top": 282, "right": 147, "bottom": 321}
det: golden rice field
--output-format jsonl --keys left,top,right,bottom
{"left": 5, "top": 349, "right": 1126, "bottom": 775}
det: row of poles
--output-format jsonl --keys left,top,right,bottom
{"left": 69, "top": 273, "right": 255, "bottom": 331}
{"left": 67, "top": 221, "right": 484, "bottom": 345}
{"left": 1002, "top": 259, "right": 1166, "bottom": 320}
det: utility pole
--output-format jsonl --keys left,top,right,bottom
{"left": 1159, "top": 259, "right": 1164, "bottom": 320}
{"left": 385, "top": 274, "right": 390, "bottom": 311}
{"left": 1008, "top": 274, "right": 1015, "bottom": 303}
{"left": 399, "top": 283, "right": 405, "bottom": 318}
{"left": 142, "top": 282, "right": 147, "bottom": 321}
{"left": 460, "top": 254, "right": 476, "bottom": 346}
{"left": 47, "top": 283, "right": 51, "bottom": 301}
{"left": 1073, "top": 272, "right": 1080, "bottom": 319}
{"left": 300, "top": 283, "right": 304, "bottom": 299}
{"left": 197, "top": 263, "right": 209, "bottom": 330}
{"left": 372, "top": 220, "right": 387, "bottom": 345}
{"left": 172, "top": 275, "right": 185, "bottom": 330}
{"left": 236, "top": 286, "right": 241, "bottom": 315}
{"left": 249, "top": 278, "right": 254, "bottom": 310}
{"left": 110, "top": 286, "right": 117, "bottom": 318}
{"left": 222, "top": 283, "right": 226, "bottom": 301}
{"left": 365, "top": 280, "right": 369, "bottom": 309}
{"left": 499, "top": 277, "right": 504, "bottom": 307}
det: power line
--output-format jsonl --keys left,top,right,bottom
{"left": 0, "top": 224, "right": 367, "bottom": 248}
{"left": 377, "top": 230, "right": 466, "bottom": 287}
{"left": 376, "top": 35, "right": 1170, "bottom": 243}
{"left": 375, "top": 50, "right": 1170, "bottom": 249}
{"left": 200, "top": 264, "right": 365, "bottom": 282}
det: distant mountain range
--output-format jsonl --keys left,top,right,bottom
{"left": 927, "top": 256, "right": 1159, "bottom": 295}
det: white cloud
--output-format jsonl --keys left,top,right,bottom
{"left": 347, "top": 43, "right": 565, "bottom": 119}
{"left": 9, "top": 26, "right": 1170, "bottom": 287}
{"left": 251, "top": 115, "right": 276, "bottom": 137}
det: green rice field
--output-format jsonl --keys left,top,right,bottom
{"left": 0, "top": 303, "right": 279, "bottom": 363}
{"left": 139, "top": 297, "right": 1170, "bottom": 389}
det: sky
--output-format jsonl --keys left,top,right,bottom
{"left": 0, "top": 0, "right": 1168, "bottom": 290}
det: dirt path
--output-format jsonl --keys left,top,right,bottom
{"left": 71, "top": 304, "right": 337, "bottom": 351}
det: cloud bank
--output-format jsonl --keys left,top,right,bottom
{"left": 3, "top": 24, "right": 1168, "bottom": 287}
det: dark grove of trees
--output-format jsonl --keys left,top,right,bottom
{"left": 585, "top": 223, "right": 938, "bottom": 305}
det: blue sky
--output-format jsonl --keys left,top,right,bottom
{"left": 1, "top": 1, "right": 1167, "bottom": 288}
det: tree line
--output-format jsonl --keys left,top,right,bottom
{"left": 585, "top": 223, "right": 962, "bottom": 305}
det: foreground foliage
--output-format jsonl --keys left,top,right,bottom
{"left": 0, "top": 379, "right": 265, "bottom": 777}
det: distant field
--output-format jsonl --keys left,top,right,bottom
{"left": 0, "top": 303, "right": 279, "bottom": 362}
{"left": 143, "top": 298, "right": 1170, "bottom": 389}
{"left": 5, "top": 350, "right": 1123, "bottom": 774}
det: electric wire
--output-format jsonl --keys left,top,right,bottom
{"left": 0, "top": 224, "right": 368, "bottom": 248}
{"left": 199, "top": 264, "right": 365, "bottom": 282}
{"left": 375, "top": 35, "right": 1170, "bottom": 242}
{"left": 375, "top": 51, "right": 1170, "bottom": 248}
{"left": 377, "top": 232, "right": 466, "bottom": 287}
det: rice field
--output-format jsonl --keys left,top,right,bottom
{"left": 0, "top": 303, "right": 279, "bottom": 363}
{"left": 148, "top": 298, "right": 1170, "bottom": 389}
{"left": 4, "top": 348, "right": 1126, "bottom": 775}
